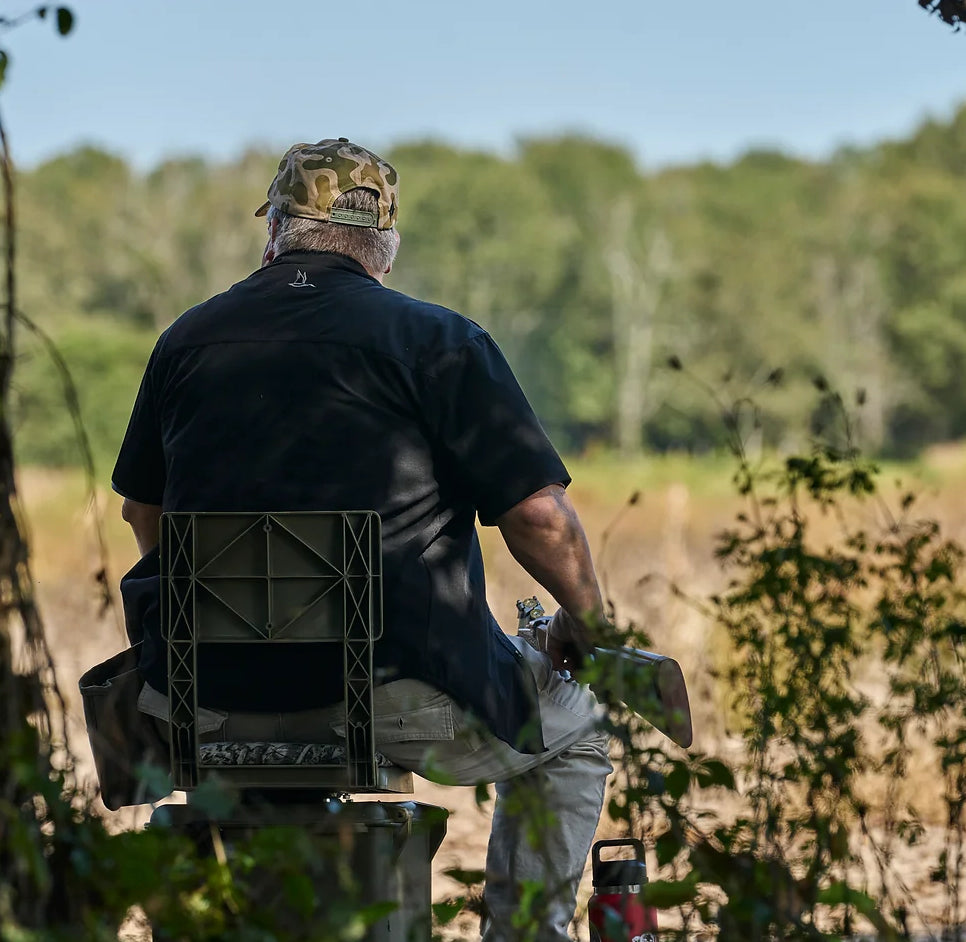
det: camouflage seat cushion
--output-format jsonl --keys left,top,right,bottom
{"left": 199, "top": 741, "right": 395, "bottom": 767}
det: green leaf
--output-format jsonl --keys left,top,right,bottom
{"left": 474, "top": 780, "right": 492, "bottom": 807}
{"left": 55, "top": 6, "right": 73, "bottom": 35}
{"left": 642, "top": 874, "right": 699, "bottom": 908}
{"left": 664, "top": 761, "right": 691, "bottom": 799}
{"left": 817, "top": 881, "right": 898, "bottom": 937}
{"left": 655, "top": 831, "right": 678, "bottom": 867}
{"left": 432, "top": 897, "right": 466, "bottom": 926}
{"left": 816, "top": 880, "right": 855, "bottom": 906}
{"left": 695, "top": 758, "right": 736, "bottom": 790}
{"left": 608, "top": 796, "right": 628, "bottom": 821}
{"left": 187, "top": 777, "right": 238, "bottom": 819}
{"left": 0, "top": 50, "right": 7, "bottom": 89}
{"left": 356, "top": 899, "right": 399, "bottom": 925}
{"left": 443, "top": 867, "right": 486, "bottom": 887}
{"left": 419, "top": 756, "right": 459, "bottom": 785}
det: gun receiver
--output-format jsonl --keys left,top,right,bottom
{"left": 516, "top": 597, "right": 693, "bottom": 749}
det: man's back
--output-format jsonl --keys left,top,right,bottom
{"left": 114, "top": 250, "right": 569, "bottom": 747}
{"left": 136, "top": 251, "right": 475, "bottom": 536}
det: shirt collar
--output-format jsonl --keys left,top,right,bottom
{"left": 267, "top": 250, "right": 378, "bottom": 284}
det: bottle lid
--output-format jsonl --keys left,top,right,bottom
{"left": 593, "top": 858, "right": 647, "bottom": 888}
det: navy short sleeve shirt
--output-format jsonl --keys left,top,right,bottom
{"left": 113, "top": 251, "right": 570, "bottom": 749}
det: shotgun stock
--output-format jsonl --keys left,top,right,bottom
{"left": 516, "top": 597, "right": 693, "bottom": 749}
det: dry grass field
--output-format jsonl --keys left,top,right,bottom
{"left": 19, "top": 446, "right": 966, "bottom": 936}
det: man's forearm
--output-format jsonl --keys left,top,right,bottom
{"left": 504, "top": 522, "right": 602, "bottom": 623}
{"left": 496, "top": 485, "right": 604, "bottom": 644}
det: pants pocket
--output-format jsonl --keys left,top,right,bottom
{"left": 331, "top": 680, "right": 456, "bottom": 743}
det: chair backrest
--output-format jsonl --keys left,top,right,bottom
{"left": 160, "top": 511, "right": 390, "bottom": 793}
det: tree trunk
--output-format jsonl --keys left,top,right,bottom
{"left": 0, "top": 106, "right": 69, "bottom": 926}
{"left": 603, "top": 197, "right": 672, "bottom": 457}
{"left": 813, "top": 253, "right": 889, "bottom": 453}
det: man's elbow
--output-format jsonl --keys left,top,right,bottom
{"left": 121, "top": 498, "right": 142, "bottom": 525}
{"left": 121, "top": 498, "right": 163, "bottom": 553}
{"left": 122, "top": 497, "right": 162, "bottom": 524}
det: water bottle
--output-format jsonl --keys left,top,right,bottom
{"left": 588, "top": 838, "right": 659, "bottom": 942}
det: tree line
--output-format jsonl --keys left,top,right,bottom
{"left": 12, "top": 104, "right": 966, "bottom": 469}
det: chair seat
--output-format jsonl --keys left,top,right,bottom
{"left": 200, "top": 741, "right": 397, "bottom": 768}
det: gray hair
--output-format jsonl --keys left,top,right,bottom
{"left": 267, "top": 188, "right": 398, "bottom": 275}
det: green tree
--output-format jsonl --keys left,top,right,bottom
{"left": 388, "top": 140, "right": 567, "bottom": 366}
{"left": 519, "top": 136, "right": 677, "bottom": 454}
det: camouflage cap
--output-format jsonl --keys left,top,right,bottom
{"left": 255, "top": 138, "right": 398, "bottom": 229}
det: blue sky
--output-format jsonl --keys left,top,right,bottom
{"left": 4, "top": 0, "right": 965, "bottom": 171}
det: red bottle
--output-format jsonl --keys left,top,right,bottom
{"left": 588, "top": 838, "right": 659, "bottom": 942}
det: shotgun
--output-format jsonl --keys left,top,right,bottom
{"left": 516, "top": 597, "right": 693, "bottom": 749}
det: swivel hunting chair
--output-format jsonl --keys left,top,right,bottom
{"left": 150, "top": 511, "right": 446, "bottom": 941}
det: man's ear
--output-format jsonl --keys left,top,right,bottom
{"left": 261, "top": 215, "right": 279, "bottom": 267}
{"left": 386, "top": 227, "right": 401, "bottom": 273}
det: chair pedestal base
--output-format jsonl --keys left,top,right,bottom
{"left": 149, "top": 798, "right": 448, "bottom": 941}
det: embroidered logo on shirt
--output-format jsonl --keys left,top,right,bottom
{"left": 289, "top": 270, "right": 315, "bottom": 288}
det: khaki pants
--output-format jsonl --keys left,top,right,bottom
{"left": 140, "top": 636, "right": 612, "bottom": 941}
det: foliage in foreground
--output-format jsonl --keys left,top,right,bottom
{"left": 4, "top": 390, "right": 964, "bottom": 940}
{"left": 584, "top": 389, "right": 966, "bottom": 940}
{"left": 1, "top": 749, "right": 411, "bottom": 941}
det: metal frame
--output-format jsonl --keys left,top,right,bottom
{"left": 160, "top": 511, "right": 395, "bottom": 792}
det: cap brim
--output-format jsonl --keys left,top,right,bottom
{"left": 254, "top": 201, "right": 270, "bottom": 217}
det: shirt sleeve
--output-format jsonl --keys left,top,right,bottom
{"left": 112, "top": 345, "right": 166, "bottom": 505}
{"left": 421, "top": 332, "right": 571, "bottom": 525}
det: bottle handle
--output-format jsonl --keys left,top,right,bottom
{"left": 592, "top": 837, "right": 646, "bottom": 872}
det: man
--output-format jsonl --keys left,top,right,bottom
{"left": 113, "top": 138, "right": 611, "bottom": 941}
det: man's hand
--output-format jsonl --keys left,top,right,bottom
{"left": 518, "top": 608, "right": 592, "bottom": 674}
{"left": 546, "top": 631, "right": 584, "bottom": 674}
{"left": 545, "top": 607, "right": 589, "bottom": 673}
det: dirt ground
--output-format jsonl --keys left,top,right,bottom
{"left": 21, "top": 464, "right": 961, "bottom": 939}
